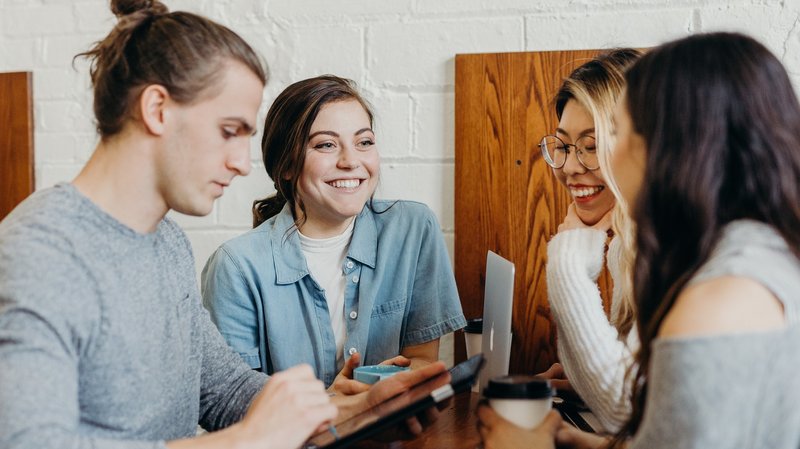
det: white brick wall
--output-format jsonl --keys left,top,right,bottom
{"left": 3, "top": 0, "right": 800, "bottom": 363}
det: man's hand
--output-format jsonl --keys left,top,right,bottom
{"left": 237, "top": 364, "right": 337, "bottom": 449}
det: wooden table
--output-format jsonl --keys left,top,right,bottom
{"left": 353, "top": 390, "right": 481, "bottom": 449}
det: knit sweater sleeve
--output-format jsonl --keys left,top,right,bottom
{"left": 546, "top": 229, "right": 634, "bottom": 433}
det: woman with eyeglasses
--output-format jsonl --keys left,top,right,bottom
{"left": 479, "top": 31, "right": 800, "bottom": 449}
{"left": 532, "top": 49, "right": 643, "bottom": 433}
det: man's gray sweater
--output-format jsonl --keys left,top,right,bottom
{"left": 0, "top": 184, "right": 266, "bottom": 449}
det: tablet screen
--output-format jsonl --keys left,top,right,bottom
{"left": 306, "top": 355, "right": 484, "bottom": 449}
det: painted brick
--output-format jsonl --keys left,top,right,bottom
{"left": 364, "top": 89, "right": 413, "bottom": 159}
{"left": 33, "top": 67, "right": 85, "bottom": 100}
{"left": 36, "top": 100, "right": 94, "bottom": 134}
{"left": 574, "top": 0, "right": 752, "bottom": 8}
{"left": 209, "top": 0, "right": 269, "bottom": 26}
{"left": 74, "top": 1, "right": 114, "bottom": 33}
{"left": 36, "top": 164, "right": 82, "bottom": 190}
{"left": 260, "top": 46, "right": 296, "bottom": 103}
{"left": 74, "top": 133, "right": 100, "bottom": 163}
{"left": 217, "top": 166, "right": 275, "bottom": 227}
{"left": 0, "top": 38, "right": 39, "bottom": 71}
{"left": 415, "top": 0, "right": 564, "bottom": 15}
{"left": 368, "top": 18, "right": 523, "bottom": 87}
{"left": 269, "top": 0, "right": 412, "bottom": 22}
{"left": 42, "top": 35, "right": 100, "bottom": 68}
{"left": 168, "top": 0, "right": 213, "bottom": 14}
{"left": 413, "top": 92, "right": 454, "bottom": 160}
{"left": 787, "top": 31, "right": 800, "bottom": 79}
{"left": 288, "top": 25, "right": 364, "bottom": 82}
{"left": 35, "top": 132, "right": 78, "bottom": 164}
{"left": 525, "top": 9, "right": 693, "bottom": 51}
{"left": 377, "top": 163, "right": 454, "bottom": 230}
{"left": 184, "top": 229, "right": 250, "bottom": 280}
{"left": 2, "top": 4, "right": 75, "bottom": 36}
{"left": 697, "top": 3, "right": 798, "bottom": 57}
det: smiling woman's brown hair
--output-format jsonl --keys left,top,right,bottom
{"left": 610, "top": 32, "right": 800, "bottom": 446}
{"left": 252, "top": 75, "right": 374, "bottom": 228}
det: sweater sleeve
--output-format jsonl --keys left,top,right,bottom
{"left": 546, "top": 229, "right": 634, "bottom": 432}
{"left": 195, "top": 295, "right": 267, "bottom": 431}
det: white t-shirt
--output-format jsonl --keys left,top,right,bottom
{"left": 298, "top": 220, "right": 355, "bottom": 369}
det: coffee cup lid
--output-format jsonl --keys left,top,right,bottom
{"left": 464, "top": 318, "right": 483, "bottom": 333}
{"left": 483, "top": 375, "right": 553, "bottom": 399}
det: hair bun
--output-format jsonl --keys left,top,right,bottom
{"left": 111, "top": 0, "right": 168, "bottom": 18}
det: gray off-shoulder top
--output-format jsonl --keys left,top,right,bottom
{"left": 630, "top": 220, "right": 800, "bottom": 449}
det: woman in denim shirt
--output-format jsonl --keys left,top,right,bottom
{"left": 201, "top": 75, "right": 466, "bottom": 390}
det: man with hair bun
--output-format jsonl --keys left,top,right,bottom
{"left": 0, "top": 2, "right": 445, "bottom": 449}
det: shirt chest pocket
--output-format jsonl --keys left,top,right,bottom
{"left": 370, "top": 297, "right": 407, "bottom": 317}
{"left": 367, "top": 297, "right": 408, "bottom": 357}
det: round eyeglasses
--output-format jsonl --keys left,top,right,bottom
{"left": 538, "top": 135, "right": 599, "bottom": 170}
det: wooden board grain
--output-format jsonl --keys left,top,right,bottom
{"left": 454, "top": 50, "right": 613, "bottom": 374}
{"left": 0, "top": 72, "right": 34, "bottom": 221}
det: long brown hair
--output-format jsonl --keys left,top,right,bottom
{"left": 252, "top": 75, "right": 374, "bottom": 228}
{"left": 76, "top": 0, "right": 267, "bottom": 139}
{"left": 612, "top": 32, "right": 800, "bottom": 445}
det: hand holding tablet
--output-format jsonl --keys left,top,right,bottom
{"left": 307, "top": 355, "right": 485, "bottom": 448}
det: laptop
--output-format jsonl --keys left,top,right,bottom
{"left": 478, "top": 250, "right": 515, "bottom": 392}
{"left": 477, "top": 251, "right": 601, "bottom": 433}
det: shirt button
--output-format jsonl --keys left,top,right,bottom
{"left": 346, "top": 261, "right": 354, "bottom": 269}
{"left": 349, "top": 311, "right": 358, "bottom": 319}
{"left": 352, "top": 275, "right": 359, "bottom": 283}
{"left": 348, "top": 347, "right": 357, "bottom": 356}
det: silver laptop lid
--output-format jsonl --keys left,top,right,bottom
{"left": 479, "top": 250, "right": 515, "bottom": 391}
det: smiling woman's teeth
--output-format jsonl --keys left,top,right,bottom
{"left": 330, "top": 179, "right": 360, "bottom": 189}
{"left": 571, "top": 186, "right": 604, "bottom": 198}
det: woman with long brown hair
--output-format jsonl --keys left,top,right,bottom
{"left": 479, "top": 32, "right": 800, "bottom": 449}
{"left": 202, "top": 75, "right": 466, "bottom": 392}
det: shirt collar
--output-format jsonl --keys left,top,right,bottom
{"left": 270, "top": 203, "right": 309, "bottom": 285}
{"left": 347, "top": 204, "right": 377, "bottom": 269}
{"left": 270, "top": 203, "right": 378, "bottom": 283}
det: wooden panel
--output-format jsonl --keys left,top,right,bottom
{"left": 0, "top": 72, "right": 34, "bottom": 220}
{"left": 454, "top": 51, "right": 613, "bottom": 374}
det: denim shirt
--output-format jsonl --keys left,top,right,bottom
{"left": 201, "top": 200, "right": 466, "bottom": 386}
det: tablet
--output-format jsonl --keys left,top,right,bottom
{"left": 305, "top": 354, "right": 485, "bottom": 449}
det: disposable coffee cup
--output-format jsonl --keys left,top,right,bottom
{"left": 464, "top": 318, "right": 483, "bottom": 392}
{"left": 483, "top": 375, "right": 554, "bottom": 429}
{"left": 464, "top": 318, "right": 483, "bottom": 358}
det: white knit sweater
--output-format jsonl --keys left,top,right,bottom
{"left": 546, "top": 228, "right": 638, "bottom": 433}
